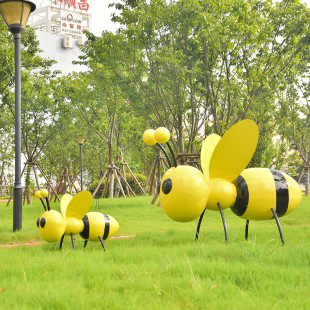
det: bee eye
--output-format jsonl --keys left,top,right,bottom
{"left": 40, "top": 218, "right": 46, "bottom": 228}
{"left": 36, "top": 218, "right": 40, "bottom": 228}
{"left": 162, "top": 178, "right": 172, "bottom": 194}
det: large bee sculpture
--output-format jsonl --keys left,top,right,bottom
{"left": 143, "top": 120, "right": 302, "bottom": 245}
{"left": 35, "top": 189, "right": 119, "bottom": 250}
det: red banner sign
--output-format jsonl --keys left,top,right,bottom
{"left": 52, "top": 0, "right": 89, "bottom": 12}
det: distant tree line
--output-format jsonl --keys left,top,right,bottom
{"left": 0, "top": 0, "right": 309, "bottom": 199}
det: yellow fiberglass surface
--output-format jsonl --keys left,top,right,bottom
{"left": 200, "top": 134, "right": 221, "bottom": 180}
{"left": 60, "top": 194, "right": 73, "bottom": 218}
{"left": 209, "top": 120, "right": 259, "bottom": 182}
{"left": 65, "top": 191, "right": 93, "bottom": 219}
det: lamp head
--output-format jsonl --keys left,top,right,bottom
{"left": 0, "top": 0, "right": 36, "bottom": 34}
{"left": 76, "top": 137, "right": 85, "bottom": 145}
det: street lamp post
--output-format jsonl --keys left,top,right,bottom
{"left": 0, "top": 0, "right": 36, "bottom": 231}
{"left": 76, "top": 137, "right": 85, "bottom": 191}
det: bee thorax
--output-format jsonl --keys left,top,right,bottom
{"left": 207, "top": 178, "right": 237, "bottom": 211}
{"left": 65, "top": 217, "right": 84, "bottom": 235}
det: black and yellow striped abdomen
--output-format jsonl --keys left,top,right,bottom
{"left": 80, "top": 212, "right": 119, "bottom": 241}
{"left": 231, "top": 168, "right": 302, "bottom": 220}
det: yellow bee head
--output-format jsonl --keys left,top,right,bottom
{"left": 37, "top": 210, "right": 66, "bottom": 242}
{"left": 35, "top": 190, "right": 66, "bottom": 242}
{"left": 143, "top": 120, "right": 259, "bottom": 222}
{"left": 159, "top": 166, "right": 209, "bottom": 222}
{"left": 143, "top": 127, "right": 208, "bottom": 221}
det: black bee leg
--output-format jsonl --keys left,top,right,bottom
{"left": 271, "top": 208, "right": 285, "bottom": 246}
{"left": 195, "top": 208, "right": 206, "bottom": 241}
{"left": 98, "top": 236, "right": 106, "bottom": 251}
{"left": 217, "top": 202, "right": 229, "bottom": 244}
{"left": 59, "top": 234, "right": 65, "bottom": 250}
{"left": 84, "top": 240, "right": 88, "bottom": 248}
{"left": 70, "top": 233, "right": 76, "bottom": 250}
{"left": 245, "top": 220, "right": 250, "bottom": 240}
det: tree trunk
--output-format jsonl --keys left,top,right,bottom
{"left": 114, "top": 179, "right": 120, "bottom": 197}
{"left": 25, "top": 164, "right": 32, "bottom": 205}
{"left": 109, "top": 168, "right": 114, "bottom": 198}
{"left": 305, "top": 167, "right": 309, "bottom": 196}
{"left": 178, "top": 116, "right": 184, "bottom": 154}
{"left": 0, "top": 171, "right": 3, "bottom": 197}
{"left": 48, "top": 166, "right": 54, "bottom": 197}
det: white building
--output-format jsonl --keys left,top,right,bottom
{"left": 28, "top": 0, "right": 92, "bottom": 75}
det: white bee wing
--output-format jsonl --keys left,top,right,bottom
{"left": 209, "top": 120, "right": 259, "bottom": 182}
{"left": 201, "top": 134, "right": 221, "bottom": 180}
{"left": 60, "top": 194, "right": 73, "bottom": 218}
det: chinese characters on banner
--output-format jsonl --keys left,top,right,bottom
{"left": 52, "top": 0, "right": 89, "bottom": 12}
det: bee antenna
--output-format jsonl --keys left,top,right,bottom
{"left": 39, "top": 198, "right": 47, "bottom": 211}
{"left": 153, "top": 127, "right": 177, "bottom": 167}
{"left": 35, "top": 190, "right": 48, "bottom": 212}
{"left": 40, "top": 189, "right": 50, "bottom": 211}
{"left": 143, "top": 128, "right": 177, "bottom": 168}
{"left": 156, "top": 143, "right": 172, "bottom": 168}
{"left": 166, "top": 142, "right": 177, "bottom": 167}
{"left": 45, "top": 197, "right": 50, "bottom": 211}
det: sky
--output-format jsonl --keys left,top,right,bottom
{"left": 30, "top": 0, "right": 310, "bottom": 37}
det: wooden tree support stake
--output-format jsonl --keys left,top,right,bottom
{"left": 113, "top": 166, "right": 126, "bottom": 198}
{"left": 92, "top": 168, "right": 108, "bottom": 198}
{"left": 117, "top": 170, "right": 137, "bottom": 197}
{"left": 36, "top": 164, "right": 60, "bottom": 202}
{"left": 122, "top": 158, "right": 146, "bottom": 196}
{"left": 101, "top": 172, "right": 110, "bottom": 198}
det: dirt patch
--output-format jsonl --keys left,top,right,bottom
{"left": 110, "top": 235, "right": 136, "bottom": 240}
{"left": 0, "top": 241, "right": 45, "bottom": 248}
{"left": 0, "top": 235, "right": 136, "bottom": 248}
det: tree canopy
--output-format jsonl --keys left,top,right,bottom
{"left": 1, "top": 0, "right": 310, "bottom": 197}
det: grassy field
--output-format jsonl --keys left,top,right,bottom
{"left": 0, "top": 195, "right": 309, "bottom": 309}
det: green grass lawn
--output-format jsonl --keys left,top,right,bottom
{"left": 0, "top": 195, "right": 309, "bottom": 309}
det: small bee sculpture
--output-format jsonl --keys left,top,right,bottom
{"left": 35, "top": 189, "right": 119, "bottom": 250}
{"left": 143, "top": 120, "right": 302, "bottom": 245}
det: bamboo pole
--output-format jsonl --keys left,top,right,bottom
{"left": 297, "top": 166, "right": 305, "bottom": 183}
{"left": 92, "top": 169, "right": 108, "bottom": 198}
{"left": 4, "top": 176, "right": 11, "bottom": 196}
{"left": 122, "top": 163, "right": 130, "bottom": 196}
{"left": 148, "top": 163, "right": 156, "bottom": 195}
{"left": 157, "top": 156, "right": 161, "bottom": 185}
{"left": 36, "top": 164, "right": 60, "bottom": 202}
{"left": 51, "top": 168, "right": 65, "bottom": 202}
{"left": 66, "top": 168, "right": 72, "bottom": 195}
{"left": 122, "top": 158, "right": 146, "bottom": 196}
{"left": 32, "top": 164, "right": 40, "bottom": 190}
{"left": 68, "top": 174, "right": 79, "bottom": 193}
{"left": 117, "top": 170, "right": 136, "bottom": 197}
{"left": 144, "top": 158, "right": 156, "bottom": 192}
{"left": 114, "top": 166, "right": 126, "bottom": 198}
{"left": 160, "top": 156, "right": 166, "bottom": 174}
{"left": 101, "top": 172, "right": 110, "bottom": 198}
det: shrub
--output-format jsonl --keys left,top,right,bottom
{"left": 121, "top": 172, "right": 146, "bottom": 196}
{"left": 89, "top": 172, "right": 147, "bottom": 198}
{"left": 88, "top": 179, "right": 106, "bottom": 198}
